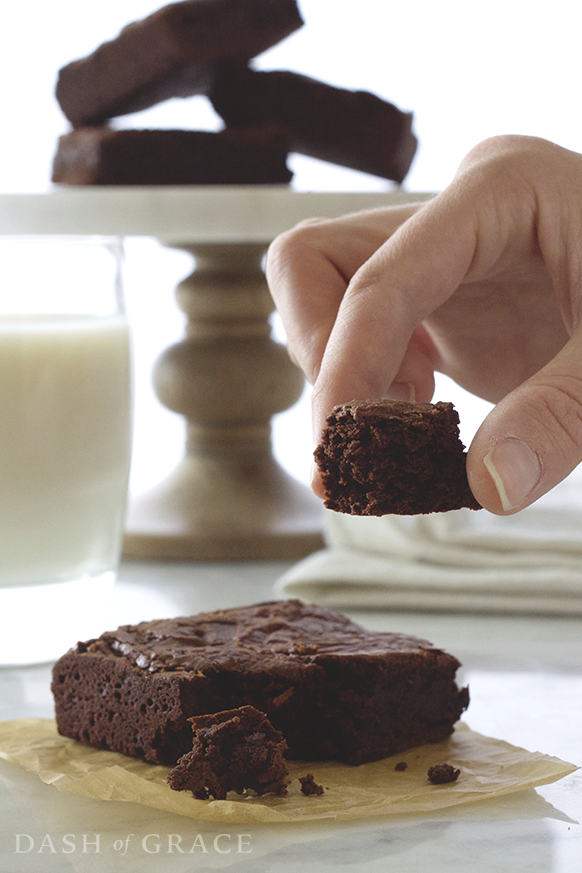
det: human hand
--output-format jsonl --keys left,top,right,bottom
{"left": 266, "top": 135, "right": 582, "bottom": 515}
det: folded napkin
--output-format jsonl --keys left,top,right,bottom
{"left": 276, "top": 468, "right": 582, "bottom": 615}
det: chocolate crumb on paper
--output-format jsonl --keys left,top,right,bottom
{"left": 427, "top": 763, "right": 461, "bottom": 784}
{"left": 299, "top": 774, "right": 324, "bottom": 796}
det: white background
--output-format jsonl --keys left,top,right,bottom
{"left": 2, "top": 0, "right": 580, "bottom": 495}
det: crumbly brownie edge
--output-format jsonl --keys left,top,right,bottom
{"left": 167, "top": 705, "right": 290, "bottom": 799}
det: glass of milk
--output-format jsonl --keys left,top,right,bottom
{"left": 0, "top": 236, "right": 132, "bottom": 665}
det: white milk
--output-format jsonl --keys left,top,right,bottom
{"left": 0, "top": 314, "right": 131, "bottom": 586}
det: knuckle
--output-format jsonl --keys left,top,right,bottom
{"left": 535, "top": 377, "right": 582, "bottom": 457}
{"left": 456, "top": 135, "right": 564, "bottom": 198}
{"left": 266, "top": 222, "right": 322, "bottom": 289}
{"left": 267, "top": 217, "right": 329, "bottom": 265}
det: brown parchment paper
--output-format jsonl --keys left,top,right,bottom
{"left": 0, "top": 718, "right": 577, "bottom": 824}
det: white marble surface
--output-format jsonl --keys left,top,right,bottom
{"left": 1, "top": 559, "right": 581, "bottom": 872}
{"left": 0, "top": 188, "right": 431, "bottom": 244}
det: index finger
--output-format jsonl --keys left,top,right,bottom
{"left": 310, "top": 190, "right": 481, "bottom": 440}
{"left": 265, "top": 205, "right": 422, "bottom": 385}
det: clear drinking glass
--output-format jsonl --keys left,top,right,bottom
{"left": 0, "top": 236, "right": 132, "bottom": 665}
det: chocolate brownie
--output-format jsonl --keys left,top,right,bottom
{"left": 209, "top": 65, "right": 417, "bottom": 182}
{"left": 167, "top": 705, "right": 289, "bottom": 799}
{"left": 56, "top": 0, "right": 304, "bottom": 126}
{"left": 52, "top": 600, "right": 469, "bottom": 766}
{"left": 51, "top": 125, "right": 292, "bottom": 185}
{"left": 314, "top": 400, "right": 481, "bottom": 515}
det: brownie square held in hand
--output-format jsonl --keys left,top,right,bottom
{"left": 314, "top": 399, "right": 481, "bottom": 516}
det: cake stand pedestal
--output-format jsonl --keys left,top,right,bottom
{"left": 0, "top": 186, "right": 428, "bottom": 560}
{"left": 125, "top": 236, "right": 318, "bottom": 561}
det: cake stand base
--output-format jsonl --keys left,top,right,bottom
{"left": 123, "top": 450, "right": 324, "bottom": 561}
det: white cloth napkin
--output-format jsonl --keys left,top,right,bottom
{"left": 276, "top": 469, "right": 582, "bottom": 615}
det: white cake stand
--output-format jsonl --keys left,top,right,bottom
{"left": 0, "top": 186, "right": 430, "bottom": 560}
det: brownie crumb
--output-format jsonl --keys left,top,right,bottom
{"left": 167, "top": 705, "right": 289, "bottom": 800}
{"left": 299, "top": 774, "right": 324, "bottom": 796}
{"left": 427, "top": 763, "right": 460, "bottom": 785}
{"left": 394, "top": 761, "right": 408, "bottom": 771}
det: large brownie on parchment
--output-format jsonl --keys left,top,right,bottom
{"left": 52, "top": 600, "right": 469, "bottom": 766}
{"left": 315, "top": 400, "right": 482, "bottom": 516}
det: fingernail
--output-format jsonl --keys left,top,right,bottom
{"left": 483, "top": 438, "right": 541, "bottom": 511}
{"left": 390, "top": 381, "right": 416, "bottom": 402}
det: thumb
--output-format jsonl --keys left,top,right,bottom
{"left": 468, "top": 327, "right": 582, "bottom": 514}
